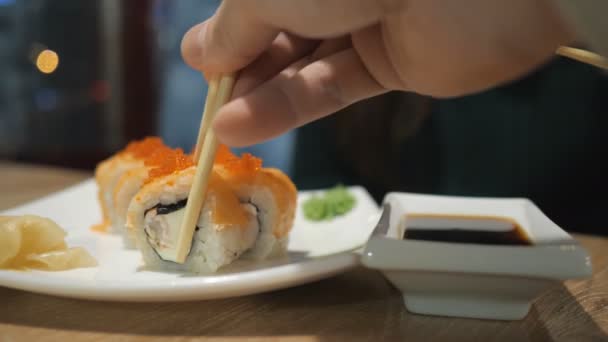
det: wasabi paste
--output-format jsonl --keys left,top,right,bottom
{"left": 303, "top": 185, "right": 356, "bottom": 221}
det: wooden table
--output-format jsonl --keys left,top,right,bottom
{"left": 0, "top": 161, "right": 606, "bottom": 342}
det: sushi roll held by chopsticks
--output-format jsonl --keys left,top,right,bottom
{"left": 124, "top": 73, "right": 297, "bottom": 273}
{"left": 125, "top": 146, "right": 296, "bottom": 272}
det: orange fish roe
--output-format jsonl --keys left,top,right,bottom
{"left": 215, "top": 144, "right": 262, "bottom": 177}
{"left": 144, "top": 148, "right": 195, "bottom": 184}
{"left": 230, "top": 152, "right": 262, "bottom": 178}
{"left": 214, "top": 144, "right": 238, "bottom": 164}
{"left": 121, "top": 137, "right": 166, "bottom": 159}
{"left": 136, "top": 142, "right": 265, "bottom": 226}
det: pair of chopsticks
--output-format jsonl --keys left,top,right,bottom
{"left": 556, "top": 46, "right": 608, "bottom": 70}
{"left": 174, "top": 73, "right": 236, "bottom": 263}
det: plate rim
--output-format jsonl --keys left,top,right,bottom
{"left": 0, "top": 252, "right": 360, "bottom": 302}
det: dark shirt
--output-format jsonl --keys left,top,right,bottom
{"left": 292, "top": 57, "right": 608, "bottom": 235}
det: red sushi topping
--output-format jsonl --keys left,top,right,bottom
{"left": 215, "top": 144, "right": 262, "bottom": 177}
{"left": 121, "top": 136, "right": 166, "bottom": 159}
{"left": 144, "top": 148, "right": 194, "bottom": 184}
{"left": 136, "top": 143, "right": 265, "bottom": 227}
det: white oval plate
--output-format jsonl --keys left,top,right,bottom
{"left": 0, "top": 180, "right": 380, "bottom": 302}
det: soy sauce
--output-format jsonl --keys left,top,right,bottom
{"left": 402, "top": 215, "right": 532, "bottom": 246}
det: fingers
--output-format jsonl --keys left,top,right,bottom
{"left": 233, "top": 35, "right": 351, "bottom": 98}
{"left": 181, "top": 1, "right": 278, "bottom": 73}
{"left": 351, "top": 24, "right": 408, "bottom": 90}
{"left": 182, "top": 0, "right": 396, "bottom": 74}
{"left": 246, "top": 0, "right": 389, "bottom": 38}
{"left": 311, "top": 36, "right": 352, "bottom": 60}
{"left": 213, "top": 48, "right": 388, "bottom": 147}
{"left": 232, "top": 33, "right": 319, "bottom": 98}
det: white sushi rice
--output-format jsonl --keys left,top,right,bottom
{"left": 140, "top": 201, "right": 259, "bottom": 273}
{"left": 126, "top": 168, "right": 288, "bottom": 273}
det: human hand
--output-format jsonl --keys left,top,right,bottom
{"left": 181, "top": 0, "right": 573, "bottom": 146}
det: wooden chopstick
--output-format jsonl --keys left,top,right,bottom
{"left": 174, "top": 73, "right": 236, "bottom": 264}
{"left": 193, "top": 74, "right": 219, "bottom": 161}
{"left": 556, "top": 46, "right": 608, "bottom": 70}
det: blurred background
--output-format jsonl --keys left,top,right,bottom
{"left": 0, "top": 0, "right": 606, "bottom": 235}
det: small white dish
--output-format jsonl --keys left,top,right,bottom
{"left": 361, "top": 192, "right": 592, "bottom": 321}
{"left": 0, "top": 180, "right": 379, "bottom": 302}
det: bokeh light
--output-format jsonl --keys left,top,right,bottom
{"left": 36, "top": 49, "right": 59, "bottom": 74}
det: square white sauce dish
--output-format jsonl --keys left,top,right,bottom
{"left": 361, "top": 192, "right": 593, "bottom": 321}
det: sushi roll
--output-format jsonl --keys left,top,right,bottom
{"left": 112, "top": 146, "right": 184, "bottom": 248}
{"left": 125, "top": 147, "right": 297, "bottom": 273}
{"left": 93, "top": 137, "right": 166, "bottom": 233}
{"left": 112, "top": 166, "right": 149, "bottom": 248}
